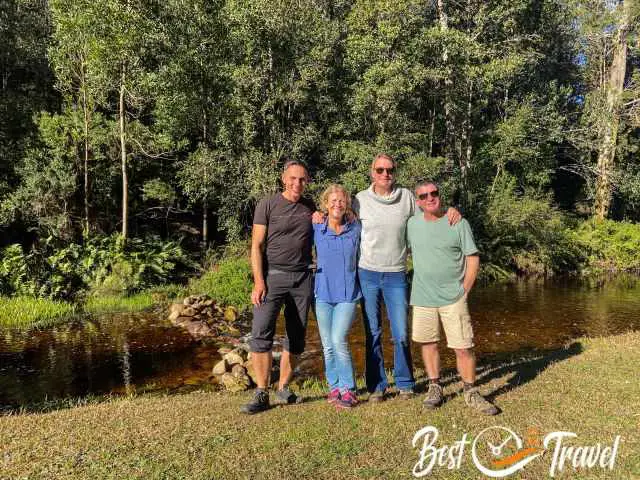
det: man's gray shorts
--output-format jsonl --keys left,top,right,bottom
{"left": 249, "top": 270, "right": 313, "bottom": 355}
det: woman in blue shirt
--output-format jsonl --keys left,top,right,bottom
{"left": 314, "top": 184, "right": 361, "bottom": 409}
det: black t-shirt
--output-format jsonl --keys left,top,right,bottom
{"left": 253, "top": 193, "right": 315, "bottom": 272}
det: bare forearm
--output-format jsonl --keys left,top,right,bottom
{"left": 463, "top": 255, "right": 480, "bottom": 294}
{"left": 251, "top": 244, "right": 265, "bottom": 287}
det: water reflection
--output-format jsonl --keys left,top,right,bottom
{"left": 0, "top": 314, "right": 221, "bottom": 407}
{"left": 1, "top": 276, "right": 639, "bottom": 406}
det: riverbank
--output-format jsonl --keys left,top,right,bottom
{"left": 0, "top": 292, "right": 163, "bottom": 329}
{"left": 0, "top": 254, "right": 252, "bottom": 330}
{"left": 1, "top": 331, "right": 638, "bottom": 479}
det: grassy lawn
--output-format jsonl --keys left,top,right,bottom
{"left": 1, "top": 332, "right": 639, "bottom": 479}
{"left": 0, "top": 296, "right": 76, "bottom": 329}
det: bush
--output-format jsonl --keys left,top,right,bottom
{"left": 86, "top": 235, "right": 199, "bottom": 297}
{"left": 188, "top": 256, "right": 252, "bottom": 312}
{"left": 575, "top": 219, "right": 640, "bottom": 272}
{"left": 473, "top": 177, "right": 583, "bottom": 277}
{"left": 0, "top": 245, "right": 38, "bottom": 296}
{"left": 0, "top": 234, "right": 199, "bottom": 301}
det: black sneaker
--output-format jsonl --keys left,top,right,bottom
{"left": 240, "top": 389, "right": 270, "bottom": 415}
{"left": 273, "top": 385, "right": 302, "bottom": 405}
{"left": 368, "top": 389, "right": 387, "bottom": 403}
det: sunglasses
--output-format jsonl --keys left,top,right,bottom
{"left": 374, "top": 167, "right": 395, "bottom": 175}
{"left": 418, "top": 190, "right": 439, "bottom": 200}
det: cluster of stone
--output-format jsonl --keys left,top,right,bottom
{"left": 168, "top": 295, "right": 241, "bottom": 340}
{"left": 212, "top": 344, "right": 283, "bottom": 392}
{"left": 212, "top": 347, "right": 253, "bottom": 392}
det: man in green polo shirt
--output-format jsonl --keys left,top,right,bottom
{"left": 407, "top": 180, "right": 498, "bottom": 416}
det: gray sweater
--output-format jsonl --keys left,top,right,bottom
{"left": 353, "top": 185, "right": 415, "bottom": 272}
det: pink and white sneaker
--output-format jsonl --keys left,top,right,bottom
{"left": 336, "top": 390, "right": 359, "bottom": 409}
{"left": 327, "top": 388, "right": 341, "bottom": 404}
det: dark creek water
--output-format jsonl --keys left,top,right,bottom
{"left": 1, "top": 276, "right": 640, "bottom": 407}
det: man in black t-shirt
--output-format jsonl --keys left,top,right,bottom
{"left": 241, "top": 160, "right": 315, "bottom": 415}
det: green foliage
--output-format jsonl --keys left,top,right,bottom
{"left": 188, "top": 256, "right": 252, "bottom": 312}
{"left": 0, "top": 235, "right": 197, "bottom": 301}
{"left": 0, "top": 245, "right": 37, "bottom": 296}
{"left": 0, "top": 296, "right": 75, "bottom": 329}
{"left": 2, "top": 0, "right": 640, "bottom": 289}
{"left": 0, "top": 0, "right": 54, "bottom": 198}
{"left": 142, "top": 179, "right": 176, "bottom": 206}
{"left": 86, "top": 235, "right": 199, "bottom": 297}
{"left": 474, "top": 176, "right": 583, "bottom": 276}
{"left": 575, "top": 219, "right": 640, "bottom": 272}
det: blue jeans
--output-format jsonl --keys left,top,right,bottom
{"left": 359, "top": 268, "right": 415, "bottom": 393}
{"left": 315, "top": 301, "right": 357, "bottom": 392}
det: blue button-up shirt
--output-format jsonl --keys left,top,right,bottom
{"left": 313, "top": 220, "right": 362, "bottom": 303}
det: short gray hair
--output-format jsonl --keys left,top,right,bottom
{"left": 415, "top": 179, "right": 439, "bottom": 192}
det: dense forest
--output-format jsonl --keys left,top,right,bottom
{"left": 1, "top": 0, "right": 640, "bottom": 302}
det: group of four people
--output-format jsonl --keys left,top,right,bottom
{"left": 241, "top": 154, "right": 498, "bottom": 416}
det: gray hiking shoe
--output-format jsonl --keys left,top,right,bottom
{"left": 240, "top": 389, "right": 270, "bottom": 415}
{"left": 273, "top": 385, "right": 302, "bottom": 405}
{"left": 423, "top": 383, "right": 444, "bottom": 409}
{"left": 464, "top": 388, "right": 499, "bottom": 416}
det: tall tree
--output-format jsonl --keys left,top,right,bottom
{"left": 593, "top": 0, "right": 635, "bottom": 219}
{"left": 154, "top": 0, "right": 229, "bottom": 246}
{"left": 0, "top": 0, "right": 55, "bottom": 207}
{"left": 574, "top": 0, "right": 639, "bottom": 219}
{"left": 48, "top": 0, "right": 111, "bottom": 234}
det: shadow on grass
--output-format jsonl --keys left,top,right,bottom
{"left": 411, "top": 342, "right": 584, "bottom": 404}
{"left": 297, "top": 342, "right": 585, "bottom": 406}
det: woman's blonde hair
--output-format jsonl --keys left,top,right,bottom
{"left": 319, "top": 184, "right": 352, "bottom": 215}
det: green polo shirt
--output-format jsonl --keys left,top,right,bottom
{"left": 407, "top": 215, "right": 479, "bottom": 307}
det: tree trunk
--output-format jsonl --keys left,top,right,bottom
{"left": 202, "top": 199, "right": 208, "bottom": 249}
{"left": 428, "top": 105, "right": 435, "bottom": 157}
{"left": 594, "top": 1, "right": 629, "bottom": 220}
{"left": 120, "top": 65, "right": 128, "bottom": 239}
{"left": 437, "top": 0, "right": 455, "bottom": 171}
{"left": 81, "top": 57, "right": 90, "bottom": 235}
{"left": 459, "top": 80, "right": 473, "bottom": 208}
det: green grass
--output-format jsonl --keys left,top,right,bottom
{"left": 0, "top": 331, "right": 638, "bottom": 479}
{"left": 84, "top": 292, "right": 157, "bottom": 314}
{"left": 83, "top": 284, "right": 186, "bottom": 315}
{"left": 188, "top": 256, "right": 252, "bottom": 312}
{"left": 0, "top": 296, "right": 76, "bottom": 329}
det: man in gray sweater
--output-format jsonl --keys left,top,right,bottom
{"left": 353, "top": 154, "right": 460, "bottom": 401}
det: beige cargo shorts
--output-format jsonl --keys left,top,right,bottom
{"left": 412, "top": 294, "right": 474, "bottom": 349}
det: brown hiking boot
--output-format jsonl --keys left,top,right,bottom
{"left": 422, "top": 383, "right": 444, "bottom": 409}
{"left": 463, "top": 388, "right": 498, "bottom": 416}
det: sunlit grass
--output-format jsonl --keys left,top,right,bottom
{"left": 0, "top": 296, "right": 76, "bottom": 329}
{"left": 84, "top": 292, "right": 156, "bottom": 314}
